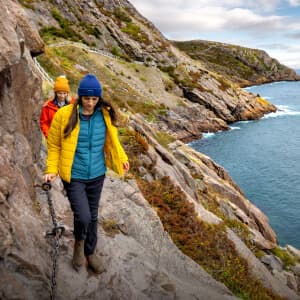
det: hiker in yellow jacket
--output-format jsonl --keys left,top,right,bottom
{"left": 43, "top": 74, "right": 129, "bottom": 274}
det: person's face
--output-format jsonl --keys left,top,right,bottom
{"left": 56, "top": 91, "right": 68, "bottom": 102}
{"left": 81, "top": 96, "right": 99, "bottom": 113}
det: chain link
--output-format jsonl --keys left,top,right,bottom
{"left": 50, "top": 235, "right": 60, "bottom": 300}
{"left": 35, "top": 182, "right": 65, "bottom": 300}
{"left": 45, "top": 186, "right": 65, "bottom": 300}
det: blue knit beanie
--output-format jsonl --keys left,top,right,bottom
{"left": 78, "top": 74, "right": 102, "bottom": 97}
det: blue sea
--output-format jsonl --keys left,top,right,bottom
{"left": 189, "top": 80, "right": 300, "bottom": 248}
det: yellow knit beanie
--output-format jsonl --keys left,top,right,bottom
{"left": 54, "top": 76, "right": 70, "bottom": 92}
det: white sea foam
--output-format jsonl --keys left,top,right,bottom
{"left": 236, "top": 120, "right": 252, "bottom": 124}
{"left": 230, "top": 126, "right": 241, "bottom": 130}
{"left": 202, "top": 132, "right": 215, "bottom": 139}
{"left": 263, "top": 105, "right": 300, "bottom": 119}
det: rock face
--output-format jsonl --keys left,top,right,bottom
{"left": 174, "top": 40, "right": 300, "bottom": 87}
{"left": 168, "top": 140, "right": 278, "bottom": 246}
{"left": 20, "top": 0, "right": 277, "bottom": 142}
{"left": 1, "top": 1, "right": 300, "bottom": 300}
{"left": 31, "top": 178, "right": 238, "bottom": 300}
{"left": 0, "top": 2, "right": 244, "bottom": 300}
{"left": 0, "top": 0, "right": 44, "bottom": 232}
{"left": 0, "top": 3, "right": 240, "bottom": 295}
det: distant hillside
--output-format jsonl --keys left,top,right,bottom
{"left": 20, "top": 0, "right": 279, "bottom": 142}
{"left": 173, "top": 40, "right": 300, "bottom": 87}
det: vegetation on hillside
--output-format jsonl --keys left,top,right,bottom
{"left": 37, "top": 45, "right": 170, "bottom": 122}
{"left": 16, "top": 0, "right": 300, "bottom": 298}
{"left": 173, "top": 40, "right": 287, "bottom": 87}
{"left": 119, "top": 128, "right": 286, "bottom": 300}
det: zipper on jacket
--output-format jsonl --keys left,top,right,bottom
{"left": 88, "top": 118, "right": 92, "bottom": 179}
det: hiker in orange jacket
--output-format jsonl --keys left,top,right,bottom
{"left": 40, "top": 76, "right": 72, "bottom": 138}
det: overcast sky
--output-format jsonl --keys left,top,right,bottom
{"left": 129, "top": 0, "right": 300, "bottom": 69}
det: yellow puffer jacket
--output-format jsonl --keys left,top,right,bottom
{"left": 46, "top": 104, "right": 128, "bottom": 182}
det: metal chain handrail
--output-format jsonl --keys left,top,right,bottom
{"left": 35, "top": 182, "right": 65, "bottom": 300}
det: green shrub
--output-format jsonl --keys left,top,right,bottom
{"left": 18, "top": 0, "right": 34, "bottom": 9}
{"left": 85, "top": 25, "right": 102, "bottom": 38}
{"left": 46, "top": 8, "right": 85, "bottom": 43}
{"left": 155, "top": 131, "right": 176, "bottom": 149}
{"left": 111, "top": 46, "right": 122, "bottom": 57}
{"left": 121, "top": 22, "right": 149, "bottom": 43}
{"left": 122, "top": 22, "right": 140, "bottom": 37}
{"left": 119, "top": 128, "right": 150, "bottom": 175}
{"left": 114, "top": 8, "right": 132, "bottom": 23}
{"left": 271, "top": 247, "right": 297, "bottom": 269}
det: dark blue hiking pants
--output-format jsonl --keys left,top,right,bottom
{"left": 63, "top": 175, "right": 105, "bottom": 256}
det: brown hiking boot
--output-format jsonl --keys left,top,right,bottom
{"left": 87, "top": 253, "right": 106, "bottom": 274}
{"left": 72, "top": 240, "right": 85, "bottom": 271}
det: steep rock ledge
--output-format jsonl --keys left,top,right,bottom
{"left": 1, "top": 1, "right": 300, "bottom": 300}
{"left": 126, "top": 114, "right": 300, "bottom": 299}
{"left": 21, "top": 0, "right": 277, "bottom": 142}
{"left": 0, "top": 1, "right": 238, "bottom": 299}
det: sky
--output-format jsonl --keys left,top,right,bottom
{"left": 129, "top": 0, "right": 300, "bottom": 70}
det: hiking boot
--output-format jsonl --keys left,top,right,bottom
{"left": 72, "top": 240, "right": 85, "bottom": 271}
{"left": 87, "top": 253, "right": 106, "bottom": 274}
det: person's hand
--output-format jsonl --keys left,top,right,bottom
{"left": 43, "top": 173, "right": 57, "bottom": 182}
{"left": 123, "top": 161, "right": 130, "bottom": 173}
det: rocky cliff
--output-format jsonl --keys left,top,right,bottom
{"left": 173, "top": 40, "right": 300, "bottom": 87}
{"left": 1, "top": 0, "right": 300, "bottom": 300}
{"left": 19, "top": 0, "right": 277, "bottom": 142}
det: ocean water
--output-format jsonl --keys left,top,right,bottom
{"left": 189, "top": 80, "right": 300, "bottom": 248}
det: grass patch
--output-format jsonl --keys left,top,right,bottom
{"left": 37, "top": 46, "right": 85, "bottom": 92}
{"left": 217, "top": 76, "right": 232, "bottom": 91}
{"left": 113, "top": 8, "right": 132, "bottom": 23}
{"left": 121, "top": 21, "right": 149, "bottom": 44}
{"left": 119, "top": 128, "right": 151, "bottom": 175}
{"left": 110, "top": 46, "right": 131, "bottom": 61}
{"left": 224, "top": 219, "right": 253, "bottom": 249}
{"left": 110, "top": 46, "right": 122, "bottom": 57}
{"left": 154, "top": 131, "right": 176, "bottom": 149}
{"left": 200, "top": 196, "right": 254, "bottom": 249}
{"left": 271, "top": 247, "right": 297, "bottom": 269}
{"left": 36, "top": 50, "right": 63, "bottom": 79}
{"left": 159, "top": 65, "right": 199, "bottom": 89}
{"left": 84, "top": 24, "right": 102, "bottom": 39}
{"left": 18, "top": 0, "right": 34, "bottom": 9}
{"left": 40, "top": 8, "right": 86, "bottom": 44}
{"left": 173, "top": 41, "right": 259, "bottom": 84}
{"left": 125, "top": 99, "right": 166, "bottom": 122}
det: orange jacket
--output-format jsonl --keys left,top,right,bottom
{"left": 40, "top": 99, "right": 73, "bottom": 138}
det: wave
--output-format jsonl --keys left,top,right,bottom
{"left": 236, "top": 120, "right": 252, "bottom": 124}
{"left": 263, "top": 105, "right": 300, "bottom": 119}
{"left": 201, "top": 126, "right": 241, "bottom": 139}
{"left": 230, "top": 126, "right": 241, "bottom": 130}
{"left": 202, "top": 132, "right": 215, "bottom": 139}
{"left": 245, "top": 82, "right": 282, "bottom": 91}
{"left": 266, "top": 82, "right": 281, "bottom": 86}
